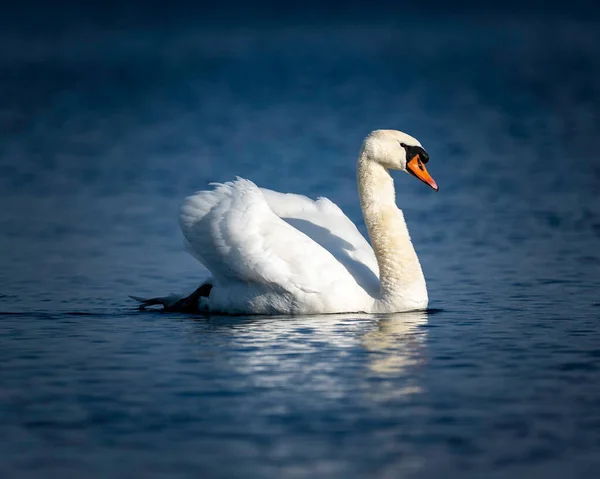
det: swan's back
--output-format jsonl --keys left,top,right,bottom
{"left": 178, "top": 179, "right": 378, "bottom": 314}
{"left": 259, "top": 188, "right": 379, "bottom": 294}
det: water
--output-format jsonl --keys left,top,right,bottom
{"left": 1, "top": 9, "right": 600, "bottom": 478}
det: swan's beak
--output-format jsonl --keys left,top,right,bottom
{"left": 407, "top": 155, "right": 439, "bottom": 191}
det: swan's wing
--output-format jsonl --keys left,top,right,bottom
{"left": 260, "top": 188, "right": 379, "bottom": 294}
{"left": 179, "top": 179, "right": 363, "bottom": 297}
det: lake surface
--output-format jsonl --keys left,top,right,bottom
{"left": 1, "top": 10, "right": 600, "bottom": 478}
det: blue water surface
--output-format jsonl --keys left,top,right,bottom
{"left": 1, "top": 11, "right": 600, "bottom": 479}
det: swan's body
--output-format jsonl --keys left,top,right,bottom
{"left": 135, "top": 130, "right": 438, "bottom": 315}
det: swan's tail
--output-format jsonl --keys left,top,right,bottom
{"left": 130, "top": 283, "right": 212, "bottom": 313}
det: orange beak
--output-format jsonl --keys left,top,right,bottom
{"left": 406, "top": 155, "right": 439, "bottom": 191}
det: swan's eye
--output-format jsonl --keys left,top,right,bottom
{"left": 401, "top": 142, "right": 430, "bottom": 165}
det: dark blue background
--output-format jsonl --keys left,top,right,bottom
{"left": 1, "top": 2, "right": 600, "bottom": 478}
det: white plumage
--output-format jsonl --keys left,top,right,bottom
{"left": 180, "top": 178, "right": 379, "bottom": 314}
{"left": 137, "top": 129, "right": 439, "bottom": 315}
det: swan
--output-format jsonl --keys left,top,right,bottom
{"left": 133, "top": 129, "right": 438, "bottom": 315}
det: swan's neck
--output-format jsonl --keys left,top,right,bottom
{"left": 357, "top": 151, "right": 427, "bottom": 310}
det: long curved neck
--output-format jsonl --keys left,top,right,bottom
{"left": 357, "top": 150, "right": 427, "bottom": 310}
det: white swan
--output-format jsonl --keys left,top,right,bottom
{"left": 134, "top": 129, "right": 438, "bottom": 315}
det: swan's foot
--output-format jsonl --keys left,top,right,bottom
{"left": 130, "top": 283, "right": 212, "bottom": 313}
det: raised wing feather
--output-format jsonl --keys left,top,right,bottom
{"left": 260, "top": 188, "right": 379, "bottom": 295}
{"left": 179, "top": 179, "right": 363, "bottom": 297}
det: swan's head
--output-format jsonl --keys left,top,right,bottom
{"left": 362, "top": 129, "right": 438, "bottom": 191}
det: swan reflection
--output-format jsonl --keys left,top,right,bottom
{"left": 186, "top": 310, "right": 429, "bottom": 395}
{"left": 361, "top": 310, "right": 428, "bottom": 377}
